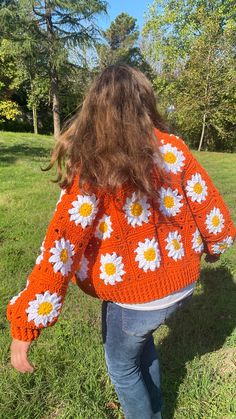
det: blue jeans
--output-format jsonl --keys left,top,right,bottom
{"left": 101, "top": 294, "right": 193, "bottom": 419}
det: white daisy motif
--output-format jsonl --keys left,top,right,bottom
{"left": 134, "top": 238, "right": 161, "bottom": 272}
{"left": 192, "top": 229, "right": 204, "bottom": 253}
{"left": 212, "top": 236, "right": 234, "bottom": 254}
{"left": 158, "top": 187, "right": 183, "bottom": 217}
{"left": 9, "top": 279, "right": 30, "bottom": 305}
{"left": 25, "top": 291, "right": 62, "bottom": 327}
{"left": 68, "top": 194, "right": 99, "bottom": 229}
{"left": 75, "top": 255, "right": 89, "bottom": 281}
{"left": 55, "top": 188, "right": 66, "bottom": 209}
{"left": 186, "top": 173, "right": 208, "bottom": 203}
{"left": 100, "top": 252, "right": 125, "bottom": 285}
{"left": 165, "top": 231, "right": 184, "bottom": 261}
{"left": 95, "top": 215, "right": 113, "bottom": 240}
{"left": 158, "top": 143, "right": 185, "bottom": 174}
{"left": 123, "top": 192, "right": 151, "bottom": 227}
{"left": 49, "top": 237, "right": 75, "bottom": 276}
{"left": 205, "top": 207, "right": 224, "bottom": 235}
{"left": 36, "top": 239, "right": 45, "bottom": 265}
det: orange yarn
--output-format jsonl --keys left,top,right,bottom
{"left": 7, "top": 130, "right": 236, "bottom": 341}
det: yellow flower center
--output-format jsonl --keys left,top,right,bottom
{"left": 144, "top": 248, "right": 156, "bottom": 261}
{"left": 219, "top": 243, "right": 227, "bottom": 250}
{"left": 164, "top": 152, "right": 177, "bottom": 164}
{"left": 105, "top": 263, "right": 116, "bottom": 276}
{"left": 60, "top": 249, "right": 68, "bottom": 263}
{"left": 99, "top": 221, "right": 108, "bottom": 233}
{"left": 79, "top": 203, "right": 93, "bottom": 217}
{"left": 163, "top": 195, "right": 174, "bottom": 208}
{"left": 212, "top": 215, "right": 220, "bottom": 227}
{"left": 38, "top": 302, "right": 53, "bottom": 316}
{"left": 131, "top": 202, "right": 143, "bottom": 217}
{"left": 193, "top": 182, "right": 203, "bottom": 194}
{"left": 172, "top": 239, "right": 180, "bottom": 250}
{"left": 197, "top": 235, "right": 203, "bottom": 245}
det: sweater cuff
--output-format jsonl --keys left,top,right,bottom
{"left": 10, "top": 324, "right": 41, "bottom": 342}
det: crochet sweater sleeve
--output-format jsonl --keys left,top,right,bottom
{"left": 182, "top": 143, "right": 236, "bottom": 255}
{"left": 7, "top": 175, "right": 100, "bottom": 342}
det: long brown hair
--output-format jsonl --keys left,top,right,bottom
{"left": 42, "top": 64, "right": 169, "bottom": 198}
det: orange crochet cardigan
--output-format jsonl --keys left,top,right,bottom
{"left": 7, "top": 129, "right": 236, "bottom": 341}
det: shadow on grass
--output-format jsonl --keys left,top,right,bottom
{"left": 0, "top": 144, "right": 51, "bottom": 165}
{"left": 158, "top": 265, "right": 236, "bottom": 419}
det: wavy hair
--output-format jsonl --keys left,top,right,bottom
{"left": 42, "top": 64, "right": 169, "bottom": 198}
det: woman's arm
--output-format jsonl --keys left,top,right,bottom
{"left": 181, "top": 143, "right": 236, "bottom": 256}
{"left": 7, "top": 174, "right": 100, "bottom": 342}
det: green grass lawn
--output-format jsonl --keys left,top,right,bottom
{"left": 0, "top": 131, "right": 236, "bottom": 419}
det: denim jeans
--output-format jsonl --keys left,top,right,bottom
{"left": 101, "top": 294, "right": 193, "bottom": 419}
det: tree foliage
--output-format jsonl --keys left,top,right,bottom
{"left": 0, "top": 100, "right": 20, "bottom": 122}
{"left": 143, "top": 0, "right": 236, "bottom": 151}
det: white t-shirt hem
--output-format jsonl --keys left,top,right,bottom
{"left": 114, "top": 281, "right": 197, "bottom": 311}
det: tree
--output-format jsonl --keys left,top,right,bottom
{"left": 174, "top": 13, "right": 236, "bottom": 152}
{"left": 142, "top": 0, "right": 236, "bottom": 151}
{"left": 0, "top": 32, "right": 50, "bottom": 134}
{"left": 96, "top": 13, "right": 154, "bottom": 77}
{"left": 32, "top": 0, "right": 107, "bottom": 138}
{"left": 0, "top": 0, "right": 107, "bottom": 138}
{"left": 0, "top": 39, "right": 23, "bottom": 125}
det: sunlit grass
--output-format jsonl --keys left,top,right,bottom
{"left": 0, "top": 131, "right": 235, "bottom": 419}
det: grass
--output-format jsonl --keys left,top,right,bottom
{"left": 0, "top": 131, "right": 236, "bottom": 419}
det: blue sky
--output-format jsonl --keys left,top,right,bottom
{"left": 99, "top": 0, "right": 152, "bottom": 31}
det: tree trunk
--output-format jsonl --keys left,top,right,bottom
{"left": 45, "top": 0, "right": 60, "bottom": 139}
{"left": 51, "top": 66, "right": 60, "bottom": 139}
{"left": 32, "top": 103, "right": 38, "bottom": 134}
{"left": 198, "top": 112, "right": 206, "bottom": 151}
{"left": 198, "top": 49, "right": 211, "bottom": 152}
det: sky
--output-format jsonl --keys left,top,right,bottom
{"left": 99, "top": 0, "right": 152, "bottom": 31}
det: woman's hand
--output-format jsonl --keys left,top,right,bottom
{"left": 10, "top": 338, "right": 34, "bottom": 373}
{"left": 204, "top": 254, "right": 221, "bottom": 263}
